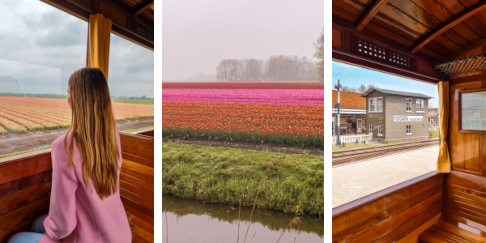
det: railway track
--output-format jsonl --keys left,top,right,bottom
{"left": 332, "top": 139, "right": 439, "bottom": 166}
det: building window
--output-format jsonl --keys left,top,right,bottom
{"left": 378, "top": 125, "right": 383, "bottom": 136}
{"left": 416, "top": 99, "right": 424, "bottom": 112}
{"left": 379, "top": 117, "right": 384, "bottom": 123}
{"left": 369, "top": 125, "right": 373, "bottom": 134}
{"left": 369, "top": 97, "right": 383, "bottom": 112}
{"left": 406, "top": 98, "right": 412, "bottom": 112}
{"left": 406, "top": 125, "right": 412, "bottom": 135}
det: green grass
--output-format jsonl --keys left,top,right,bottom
{"left": 162, "top": 142, "right": 324, "bottom": 216}
{"left": 332, "top": 142, "right": 388, "bottom": 151}
{"left": 124, "top": 126, "right": 154, "bottom": 133}
{"left": 111, "top": 99, "right": 154, "bottom": 105}
{"left": 162, "top": 128, "right": 323, "bottom": 147}
{"left": 0, "top": 145, "right": 51, "bottom": 158}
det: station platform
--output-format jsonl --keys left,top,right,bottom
{"left": 332, "top": 145, "right": 439, "bottom": 208}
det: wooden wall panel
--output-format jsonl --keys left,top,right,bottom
{"left": 0, "top": 151, "right": 53, "bottom": 243}
{"left": 119, "top": 132, "right": 154, "bottom": 243}
{"left": 332, "top": 173, "right": 442, "bottom": 242}
{"left": 0, "top": 151, "right": 52, "bottom": 185}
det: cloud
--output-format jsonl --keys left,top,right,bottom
{"left": 0, "top": 0, "right": 153, "bottom": 97}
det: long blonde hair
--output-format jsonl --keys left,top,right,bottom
{"left": 65, "top": 67, "right": 119, "bottom": 199}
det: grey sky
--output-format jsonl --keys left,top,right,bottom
{"left": 0, "top": 0, "right": 154, "bottom": 97}
{"left": 162, "top": 0, "right": 324, "bottom": 81}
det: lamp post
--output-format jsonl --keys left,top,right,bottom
{"left": 335, "top": 80, "right": 342, "bottom": 145}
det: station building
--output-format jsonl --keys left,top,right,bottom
{"left": 361, "top": 88, "right": 433, "bottom": 142}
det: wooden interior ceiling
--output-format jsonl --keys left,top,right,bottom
{"left": 333, "top": 0, "right": 486, "bottom": 83}
{"left": 42, "top": 0, "right": 154, "bottom": 50}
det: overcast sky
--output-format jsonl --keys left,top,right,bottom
{"left": 162, "top": 0, "right": 324, "bottom": 81}
{"left": 332, "top": 61, "right": 439, "bottom": 107}
{"left": 0, "top": 0, "right": 154, "bottom": 97}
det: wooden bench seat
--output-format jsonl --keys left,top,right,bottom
{"left": 419, "top": 171, "right": 486, "bottom": 243}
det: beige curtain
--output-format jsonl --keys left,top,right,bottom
{"left": 87, "top": 13, "right": 112, "bottom": 81}
{"left": 437, "top": 81, "right": 451, "bottom": 173}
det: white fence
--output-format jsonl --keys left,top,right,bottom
{"left": 332, "top": 134, "right": 372, "bottom": 145}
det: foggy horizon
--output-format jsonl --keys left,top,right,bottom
{"left": 162, "top": 0, "right": 324, "bottom": 81}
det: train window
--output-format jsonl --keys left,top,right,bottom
{"left": 0, "top": 1, "right": 153, "bottom": 160}
{"left": 332, "top": 61, "right": 438, "bottom": 208}
{"left": 0, "top": 1, "right": 86, "bottom": 159}
{"left": 107, "top": 33, "right": 154, "bottom": 133}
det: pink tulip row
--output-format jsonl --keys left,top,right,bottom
{"left": 162, "top": 89, "right": 323, "bottom": 106}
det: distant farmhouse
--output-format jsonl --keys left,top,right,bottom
{"left": 361, "top": 88, "right": 433, "bottom": 142}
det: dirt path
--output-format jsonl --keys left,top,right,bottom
{"left": 0, "top": 117, "right": 154, "bottom": 155}
{"left": 162, "top": 137, "right": 324, "bottom": 156}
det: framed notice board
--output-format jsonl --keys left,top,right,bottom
{"left": 460, "top": 88, "right": 486, "bottom": 133}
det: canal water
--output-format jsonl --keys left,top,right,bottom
{"left": 162, "top": 195, "right": 323, "bottom": 243}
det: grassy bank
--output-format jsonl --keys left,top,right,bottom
{"left": 162, "top": 128, "right": 323, "bottom": 147}
{"left": 162, "top": 142, "right": 324, "bottom": 216}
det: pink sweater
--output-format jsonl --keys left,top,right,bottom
{"left": 40, "top": 133, "right": 131, "bottom": 243}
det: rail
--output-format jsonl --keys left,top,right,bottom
{"left": 332, "top": 139, "right": 440, "bottom": 166}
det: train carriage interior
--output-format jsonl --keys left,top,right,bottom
{"left": 333, "top": 0, "right": 486, "bottom": 242}
{"left": 0, "top": 0, "right": 154, "bottom": 243}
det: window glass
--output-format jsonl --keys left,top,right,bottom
{"left": 0, "top": 1, "right": 86, "bottom": 159}
{"left": 416, "top": 99, "right": 424, "bottom": 112}
{"left": 378, "top": 125, "right": 383, "bottom": 136}
{"left": 370, "top": 98, "right": 375, "bottom": 111}
{"left": 406, "top": 98, "right": 412, "bottom": 111}
{"left": 406, "top": 125, "right": 412, "bottom": 134}
{"left": 108, "top": 33, "right": 154, "bottom": 133}
{"left": 369, "top": 125, "right": 373, "bottom": 134}
{"left": 377, "top": 97, "right": 383, "bottom": 111}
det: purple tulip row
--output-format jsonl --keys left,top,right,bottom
{"left": 162, "top": 89, "right": 324, "bottom": 106}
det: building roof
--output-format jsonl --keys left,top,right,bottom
{"left": 332, "top": 90, "right": 366, "bottom": 110}
{"left": 361, "top": 88, "right": 434, "bottom": 99}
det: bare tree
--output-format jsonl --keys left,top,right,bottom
{"left": 314, "top": 29, "right": 324, "bottom": 83}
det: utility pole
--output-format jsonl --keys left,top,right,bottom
{"left": 335, "top": 80, "right": 342, "bottom": 145}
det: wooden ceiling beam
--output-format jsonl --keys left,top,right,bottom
{"left": 411, "top": 0, "right": 486, "bottom": 54}
{"left": 134, "top": 0, "right": 154, "bottom": 16}
{"left": 355, "top": 0, "right": 388, "bottom": 32}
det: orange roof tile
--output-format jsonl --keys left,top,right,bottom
{"left": 332, "top": 90, "right": 366, "bottom": 110}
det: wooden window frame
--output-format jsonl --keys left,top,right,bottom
{"left": 406, "top": 125, "right": 412, "bottom": 135}
{"left": 369, "top": 124, "right": 373, "bottom": 134}
{"left": 458, "top": 88, "right": 486, "bottom": 133}
{"left": 378, "top": 125, "right": 383, "bottom": 136}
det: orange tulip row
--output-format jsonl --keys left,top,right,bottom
{"left": 162, "top": 102, "right": 323, "bottom": 138}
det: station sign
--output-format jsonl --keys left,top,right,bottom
{"left": 393, "top": 115, "right": 423, "bottom": 122}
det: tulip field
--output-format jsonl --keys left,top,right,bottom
{"left": 0, "top": 96, "right": 154, "bottom": 134}
{"left": 162, "top": 84, "right": 323, "bottom": 147}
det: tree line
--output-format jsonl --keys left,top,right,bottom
{"left": 216, "top": 55, "right": 319, "bottom": 82}
{"left": 337, "top": 84, "right": 379, "bottom": 93}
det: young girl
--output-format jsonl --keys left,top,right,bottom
{"left": 9, "top": 68, "right": 131, "bottom": 243}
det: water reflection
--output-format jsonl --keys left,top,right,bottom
{"left": 162, "top": 195, "right": 323, "bottom": 243}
